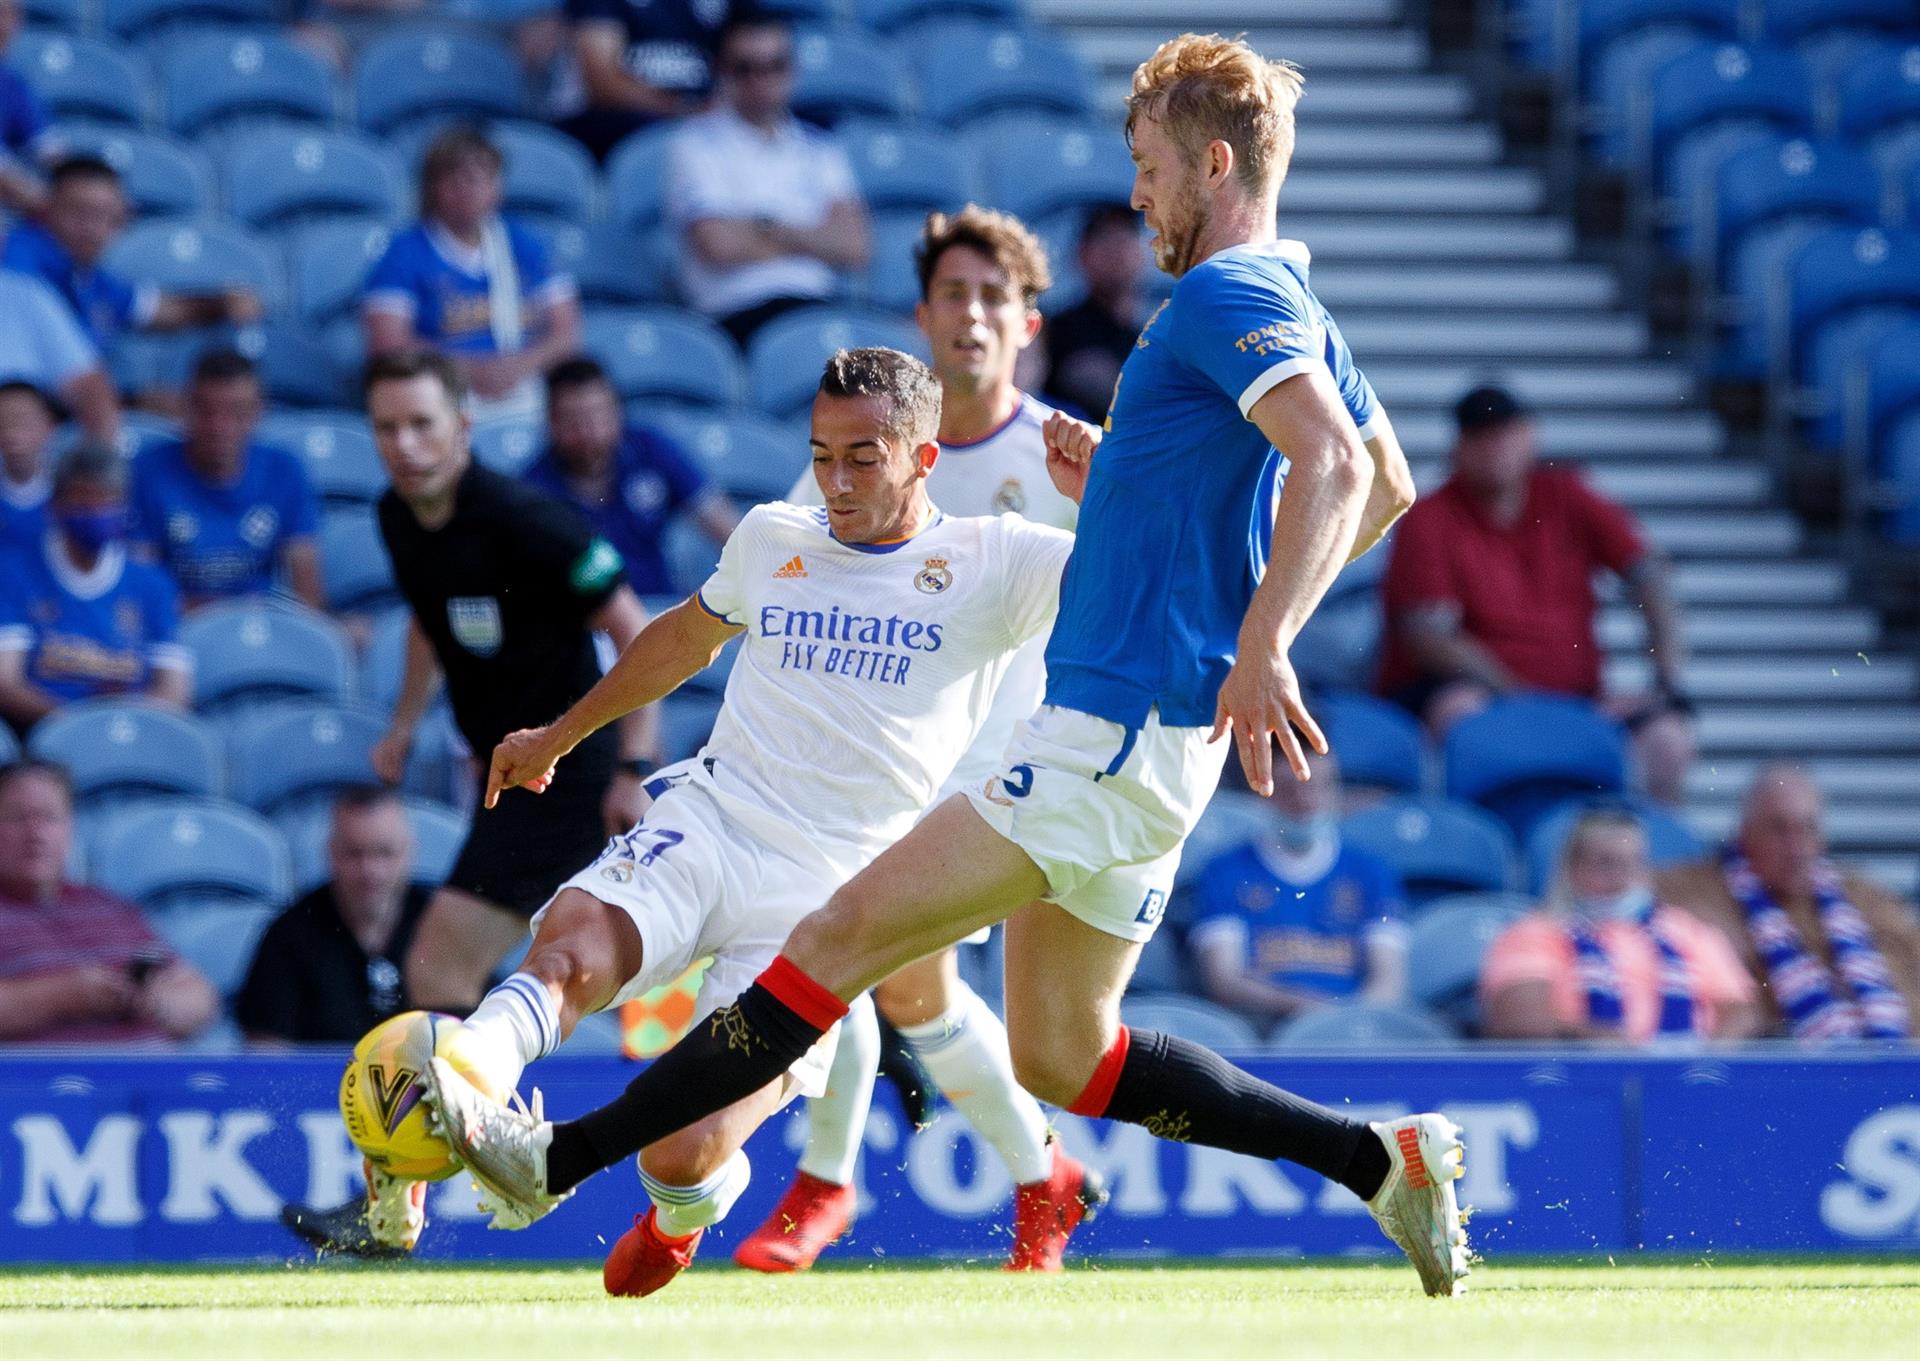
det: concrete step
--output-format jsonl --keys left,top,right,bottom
{"left": 1402, "top": 460, "right": 1768, "bottom": 506}
{"left": 1638, "top": 510, "right": 1802, "bottom": 558}
{"left": 1285, "top": 168, "right": 1544, "bottom": 215}
{"left": 1341, "top": 312, "right": 1648, "bottom": 360}
{"left": 1609, "top": 656, "right": 1915, "bottom": 702}
{"left": 1690, "top": 802, "right": 1920, "bottom": 851}
{"left": 1366, "top": 360, "right": 1692, "bottom": 409}
{"left": 1688, "top": 756, "right": 1920, "bottom": 802}
{"left": 1292, "top": 123, "right": 1502, "bottom": 166}
{"left": 1601, "top": 606, "right": 1880, "bottom": 653}
{"left": 1076, "top": 28, "right": 1428, "bottom": 76}
{"left": 1858, "top": 857, "right": 1918, "bottom": 897}
{"left": 1313, "top": 264, "right": 1620, "bottom": 312}
{"left": 1289, "top": 215, "right": 1575, "bottom": 261}
{"left": 1668, "top": 561, "right": 1850, "bottom": 606}
{"left": 1696, "top": 705, "right": 1920, "bottom": 752}
{"left": 1394, "top": 411, "right": 1726, "bottom": 460}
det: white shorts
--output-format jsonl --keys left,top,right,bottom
{"left": 964, "top": 704, "right": 1226, "bottom": 943}
{"left": 534, "top": 770, "right": 844, "bottom": 1096}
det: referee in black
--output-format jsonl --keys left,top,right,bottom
{"left": 363, "top": 349, "right": 660, "bottom": 1014}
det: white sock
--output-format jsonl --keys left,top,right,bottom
{"left": 899, "top": 984, "right": 1052, "bottom": 1185}
{"left": 461, "top": 972, "right": 561, "bottom": 1090}
{"left": 797, "top": 991, "right": 880, "bottom": 1186}
{"left": 640, "top": 1150, "right": 752, "bottom": 1238}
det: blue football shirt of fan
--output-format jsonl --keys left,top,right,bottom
{"left": 1189, "top": 840, "right": 1406, "bottom": 999}
{"left": 522, "top": 425, "right": 712, "bottom": 595}
{"left": 0, "top": 66, "right": 47, "bottom": 159}
{"left": 361, "top": 221, "right": 568, "bottom": 356}
{"left": 0, "top": 537, "right": 185, "bottom": 703}
{"left": 130, "top": 438, "right": 320, "bottom": 600}
{"left": 0, "top": 474, "right": 50, "bottom": 548}
{"left": 1043, "top": 240, "right": 1381, "bottom": 729}
{"left": 0, "top": 221, "right": 150, "bottom": 349}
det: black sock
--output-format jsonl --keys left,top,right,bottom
{"left": 545, "top": 971, "right": 836, "bottom": 1195}
{"left": 1102, "top": 1029, "right": 1385, "bottom": 1197}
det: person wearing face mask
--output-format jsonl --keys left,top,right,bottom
{"left": 1187, "top": 748, "right": 1409, "bottom": 1028}
{"left": 1480, "top": 807, "right": 1758, "bottom": 1044}
{"left": 0, "top": 442, "right": 189, "bottom": 733}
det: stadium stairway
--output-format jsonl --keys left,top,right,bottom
{"left": 1039, "top": 0, "right": 1920, "bottom": 893}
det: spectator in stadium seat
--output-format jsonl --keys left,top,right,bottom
{"left": 1042, "top": 204, "right": 1148, "bottom": 423}
{"left": 0, "top": 0, "right": 45, "bottom": 213}
{"left": 0, "top": 380, "right": 58, "bottom": 547}
{"left": 0, "top": 443, "right": 189, "bottom": 731}
{"left": 664, "top": 10, "right": 869, "bottom": 348}
{"left": 0, "top": 759, "right": 218, "bottom": 1045}
{"left": 559, "top": 0, "right": 732, "bottom": 161}
{"left": 0, "top": 269, "right": 121, "bottom": 442}
{"left": 364, "top": 128, "right": 582, "bottom": 426}
{"left": 129, "top": 349, "right": 324, "bottom": 611}
{"left": 1481, "top": 807, "right": 1760, "bottom": 1044}
{"left": 236, "top": 787, "right": 431, "bottom": 1046}
{"left": 1188, "top": 749, "right": 1408, "bottom": 1029}
{"left": 524, "top": 357, "right": 737, "bottom": 594}
{"left": 1, "top": 157, "right": 265, "bottom": 353}
{"left": 1377, "top": 384, "right": 1695, "bottom": 807}
{"left": 1658, "top": 764, "right": 1920, "bottom": 1041}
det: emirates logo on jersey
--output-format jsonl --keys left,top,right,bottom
{"left": 914, "top": 557, "right": 953, "bottom": 594}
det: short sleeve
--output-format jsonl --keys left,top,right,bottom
{"left": 665, "top": 124, "right": 732, "bottom": 225}
{"left": 141, "top": 568, "right": 186, "bottom": 672}
{"left": 995, "top": 519, "right": 1074, "bottom": 648}
{"left": 1365, "top": 858, "right": 1408, "bottom": 927}
{"left": 1567, "top": 474, "right": 1647, "bottom": 577}
{"left": 510, "top": 222, "right": 574, "bottom": 307}
{"left": 1478, "top": 917, "right": 1575, "bottom": 996}
{"left": 15, "top": 274, "right": 100, "bottom": 386}
{"left": 817, "top": 140, "right": 860, "bottom": 205}
{"left": 515, "top": 485, "right": 628, "bottom": 614}
{"left": 1167, "top": 261, "right": 1322, "bottom": 418}
{"left": 1379, "top": 501, "right": 1461, "bottom": 615}
{"left": 696, "top": 508, "right": 762, "bottom": 625}
{"left": 276, "top": 449, "right": 321, "bottom": 539}
{"left": 362, "top": 234, "right": 421, "bottom": 316}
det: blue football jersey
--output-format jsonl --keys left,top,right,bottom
{"left": 0, "top": 221, "right": 146, "bottom": 348}
{"left": 522, "top": 424, "right": 711, "bottom": 596}
{"left": 1190, "top": 840, "right": 1405, "bottom": 998}
{"left": 130, "top": 438, "right": 319, "bottom": 600}
{"left": 361, "top": 220, "right": 569, "bottom": 356}
{"left": 0, "top": 537, "right": 184, "bottom": 703}
{"left": 0, "top": 474, "right": 50, "bottom": 548}
{"left": 1043, "top": 240, "right": 1380, "bottom": 729}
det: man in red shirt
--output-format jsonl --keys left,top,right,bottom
{"left": 1377, "top": 386, "right": 1693, "bottom": 806}
{"left": 0, "top": 759, "right": 218, "bottom": 1045}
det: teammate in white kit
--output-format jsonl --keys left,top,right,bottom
{"left": 389, "top": 346, "right": 1101, "bottom": 1296}
{"left": 734, "top": 206, "right": 1131, "bottom": 1274}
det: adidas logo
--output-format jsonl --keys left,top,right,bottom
{"left": 773, "top": 556, "right": 807, "bottom": 579}
{"left": 1396, "top": 1125, "right": 1431, "bottom": 1190}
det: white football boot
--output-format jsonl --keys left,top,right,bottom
{"left": 364, "top": 1159, "right": 429, "bottom": 1251}
{"left": 1364, "top": 1113, "right": 1471, "bottom": 1296}
{"left": 425, "top": 1056, "right": 573, "bottom": 1230}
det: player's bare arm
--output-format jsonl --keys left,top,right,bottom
{"left": 1213, "top": 365, "right": 1371, "bottom": 793}
{"left": 1349, "top": 413, "right": 1416, "bottom": 562}
{"left": 589, "top": 586, "right": 666, "bottom": 833}
{"left": 486, "top": 597, "right": 741, "bottom": 808}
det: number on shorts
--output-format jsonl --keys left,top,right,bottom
{"left": 1134, "top": 889, "right": 1166, "bottom": 928}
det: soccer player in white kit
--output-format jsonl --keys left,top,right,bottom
{"left": 397, "top": 346, "right": 1110, "bottom": 1296}
{"left": 734, "top": 206, "right": 1128, "bottom": 1274}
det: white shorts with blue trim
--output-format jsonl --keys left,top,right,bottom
{"left": 963, "top": 704, "right": 1228, "bottom": 943}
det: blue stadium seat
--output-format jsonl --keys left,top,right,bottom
{"left": 860, "top": 209, "right": 932, "bottom": 313}
{"left": 1442, "top": 694, "right": 1628, "bottom": 839}
{"left": 1404, "top": 893, "right": 1530, "bottom": 1033}
{"left": 792, "top": 27, "right": 910, "bottom": 126}
{"left": 103, "top": 216, "right": 278, "bottom": 305}
{"left": 1174, "top": 789, "right": 1271, "bottom": 888}
{"left": 1854, "top": 319, "right": 1920, "bottom": 462}
{"left": 161, "top": 31, "right": 337, "bottom": 136}
{"left": 916, "top": 24, "right": 1093, "bottom": 128}
{"left": 1699, "top": 136, "right": 1879, "bottom": 277}
{"left": 40, "top": 123, "right": 212, "bottom": 218}
{"left": 28, "top": 700, "right": 223, "bottom": 806}
{"left": 179, "top": 602, "right": 354, "bottom": 715}
{"left": 652, "top": 409, "right": 807, "bottom": 501}
{"left": 1317, "top": 691, "right": 1425, "bottom": 799}
{"left": 1270, "top": 1003, "right": 1458, "bottom": 1051}
{"left": 223, "top": 127, "right": 406, "bottom": 231}
{"left": 1641, "top": 43, "right": 1815, "bottom": 186}
{"left": 1880, "top": 406, "right": 1920, "bottom": 542}
{"left": 1524, "top": 797, "right": 1706, "bottom": 895}
{"left": 404, "top": 799, "right": 468, "bottom": 886}
{"left": 660, "top": 692, "right": 721, "bottom": 763}
{"left": 836, "top": 121, "right": 974, "bottom": 215}
{"left": 249, "top": 321, "right": 353, "bottom": 409}
{"left": 1292, "top": 550, "right": 1388, "bottom": 693}
{"left": 1120, "top": 996, "right": 1262, "bottom": 1052}
{"left": 155, "top": 900, "right": 278, "bottom": 995}
{"left": 228, "top": 702, "right": 383, "bottom": 819}
{"left": 605, "top": 125, "right": 676, "bottom": 232}
{"left": 93, "top": 796, "right": 292, "bottom": 911}
{"left": 1576, "top": 0, "right": 1742, "bottom": 84}
{"left": 286, "top": 216, "right": 395, "bottom": 324}
{"left": 320, "top": 507, "right": 398, "bottom": 613}
{"left": 7, "top": 32, "right": 151, "bottom": 125}
{"left": 1777, "top": 226, "right": 1920, "bottom": 385}
{"left": 258, "top": 412, "right": 385, "bottom": 507}
{"left": 493, "top": 121, "right": 598, "bottom": 225}
{"left": 1341, "top": 795, "right": 1519, "bottom": 905}
{"left": 472, "top": 419, "right": 543, "bottom": 475}
{"left": 1802, "top": 306, "right": 1915, "bottom": 449}
{"left": 583, "top": 307, "right": 745, "bottom": 408}
{"left": 543, "top": 221, "right": 672, "bottom": 306}
{"left": 974, "top": 114, "right": 1136, "bottom": 223}
{"left": 355, "top": 30, "right": 526, "bottom": 135}
{"left": 1834, "top": 40, "right": 1920, "bottom": 140}
{"left": 23, "top": 0, "right": 85, "bottom": 29}
{"left": 1756, "top": 0, "right": 1913, "bottom": 44}
{"left": 747, "top": 305, "right": 929, "bottom": 417}
{"left": 857, "top": 0, "right": 1021, "bottom": 30}
{"left": 102, "top": 0, "right": 275, "bottom": 40}
{"left": 754, "top": 0, "right": 837, "bottom": 18}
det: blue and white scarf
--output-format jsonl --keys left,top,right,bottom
{"left": 1722, "top": 847, "right": 1910, "bottom": 1042}
{"left": 1567, "top": 904, "right": 1697, "bottom": 1037}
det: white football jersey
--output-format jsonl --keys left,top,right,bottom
{"left": 693, "top": 501, "right": 1073, "bottom": 876}
{"left": 786, "top": 394, "right": 1075, "bottom": 796}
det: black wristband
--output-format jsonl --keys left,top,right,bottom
{"left": 619, "top": 758, "right": 658, "bottom": 779}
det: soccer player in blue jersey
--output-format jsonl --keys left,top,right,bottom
{"left": 432, "top": 34, "right": 1471, "bottom": 1296}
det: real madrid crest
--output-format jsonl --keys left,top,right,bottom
{"left": 600, "top": 859, "right": 635, "bottom": 885}
{"left": 915, "top": 556, "right": 953, "bottom": 594}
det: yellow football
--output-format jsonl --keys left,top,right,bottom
{"left": 338, "top": 1010, "right": 510, "bottom": 1182}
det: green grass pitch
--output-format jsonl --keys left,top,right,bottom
{"left": 4, "top": 1260, "right": 1917, "bottom": 1360}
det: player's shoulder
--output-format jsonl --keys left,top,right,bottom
{"left": 969, "top": 507, "right": 1072, "bottom": 553}
{"left": 740, "top": 499, "right": 826, "bottom": 538}
{"left": 1170, "top": 239, "right": 1316, "bottom": 316}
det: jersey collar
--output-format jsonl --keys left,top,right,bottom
{"left": 817, "top": 505, "right": 946, "bottom": 554}
{"left": 0, "top": 468, "right": 50, "bottom": 510}
{"left": 939, "top": 394, "right": 1026, "bottom": 452}
{"left": 42, "top": 528, "right": 126, "bottom": 600}
{"left": 1250, "top": 828, "right": 1340, "bottom": 886}
{"left": 425, "top": 217, "right": 502, "bottom": 278}
{"left": 1213, "top": 239, "right": 1312, "bottom": 270}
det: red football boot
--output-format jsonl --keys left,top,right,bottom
{"left": 603, "top": 1208, "right": 703, "bottom": 1298}
{"left": 732, "top": 1171, "right": 858, "bottom": 1273}
{"left": 1006, "top": 1145, "right": 1107, "bottom": 1272}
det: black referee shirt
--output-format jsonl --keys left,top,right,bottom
{"left": 233, "top": 885, "right": 431, "bottom": 1043}
{"left": 377, "top": 463, "right": 628, "bottom": 761}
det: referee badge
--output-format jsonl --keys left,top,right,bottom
{"left": 914, "top": 557, "right": 953, "bottom": 594}
{"left": 447, "top": 596, "right": 503, "bottom": 656}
